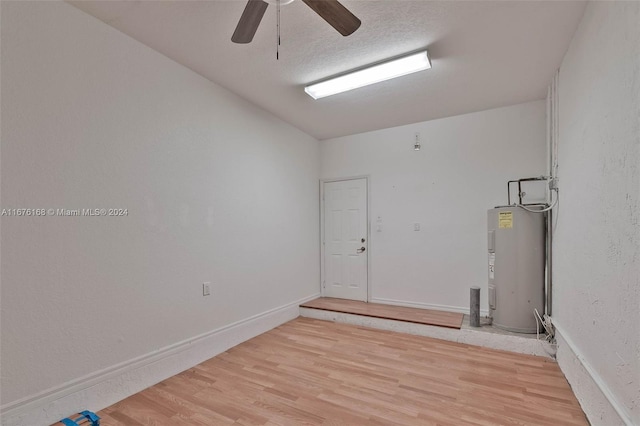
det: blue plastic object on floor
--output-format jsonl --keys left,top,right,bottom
{"left": 57, "top": 410, "right": 100, "bottom": 426}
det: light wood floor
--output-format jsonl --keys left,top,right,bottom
{"left": 98, "top": 318, "right": 587, "bottom": 425}
{"left": 301, "top": 297, "right": 464, "bottom": 329}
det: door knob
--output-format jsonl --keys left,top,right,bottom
{"left": 357, "top": 247, "right": 366, "bottom": 253}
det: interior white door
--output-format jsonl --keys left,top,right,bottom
{"left": 323, "top": 178, "right": 368, "bottom": 301}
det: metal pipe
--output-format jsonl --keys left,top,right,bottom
{"left": 546, "top": 209, "right": 553, "bottom": 316}
{"left": 520, "top": 181, "right": 525, "bottom": 205}
{"left": 507, "top": 177, "right": 547, "bottom": 206}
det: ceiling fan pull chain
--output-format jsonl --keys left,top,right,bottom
{"left": 276, "top": 0, "right": 281, "bottom": 60}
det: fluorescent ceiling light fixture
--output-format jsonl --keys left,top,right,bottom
{"left": 304, "top": 50, "right": 431, "bottom": 99}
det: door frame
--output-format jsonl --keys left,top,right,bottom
{"left": 319, "top": 175, "right": 371, "bottom": 302}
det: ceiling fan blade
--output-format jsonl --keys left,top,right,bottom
{"left": 232, "top": 0, "right": 269, "bottom": 44}
{"left": 301, "top": 0, "right": 361, "bottom": 36}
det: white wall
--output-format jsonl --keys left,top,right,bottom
{"left": 553, "top": 2, "right": 640, "bottom": 424}
{"left": 321, "top": 101, "right": 547, "bottom": 314}
{"left": 0, "top": 0, "right": 319, "bottom": 421}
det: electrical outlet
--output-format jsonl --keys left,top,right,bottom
{"left": 414, "top": 222, "right": 421, "bottom": 231}
{"left": 203, "top": 282, "right": 211, "bottom": 296}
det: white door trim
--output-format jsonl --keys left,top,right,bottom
{"left": 319, "top": 176, "right": 371, "bottom": 302}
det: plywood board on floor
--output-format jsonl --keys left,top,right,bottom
{"left": 98, "top": 318, "right": 587, "bottom": 425}
{"left": 301, "top": 297, "right": 464, "bottom": 329}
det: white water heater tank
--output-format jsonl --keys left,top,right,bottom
{"left": 487, "top": 207, "right": 544, "bottom": 333}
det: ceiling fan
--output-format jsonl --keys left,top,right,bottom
{"left": 231, "top": 0, "right": 361, "bottom": 44}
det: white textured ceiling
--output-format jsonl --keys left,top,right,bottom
{"left": 69, "top": 0, "right": 586, "bottom": 140}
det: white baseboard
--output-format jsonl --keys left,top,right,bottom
{"left": 0, "top": 293, "right": 320, "bottom": 426}
{"left": 370, "top": 296, "right": 490, "bottom": 317}
{"left": 554, "top": 323, "right": 632, "bottom": 426}
{"left": 300, "top": 307, "right": 554, "bottom": 358}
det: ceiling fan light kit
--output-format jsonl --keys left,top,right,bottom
{"left": 304, "top": 50, "right": 432, "bottom": 100}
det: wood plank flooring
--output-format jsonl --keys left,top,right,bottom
{"left": 301, "top": 297, "right": 464, "bottom": 329}
{"left": 98, "top": 318, "right": 587, "bottom": 425}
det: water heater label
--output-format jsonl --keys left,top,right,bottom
{"left": 499, "top": 211, "right": 513, "bottom": 228}
{"left": 489, "top": 253, "right": 495, "bottom": 279}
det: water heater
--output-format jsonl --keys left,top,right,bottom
{"left": 487, "top": 207, "right": 544, "bottom": 333}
